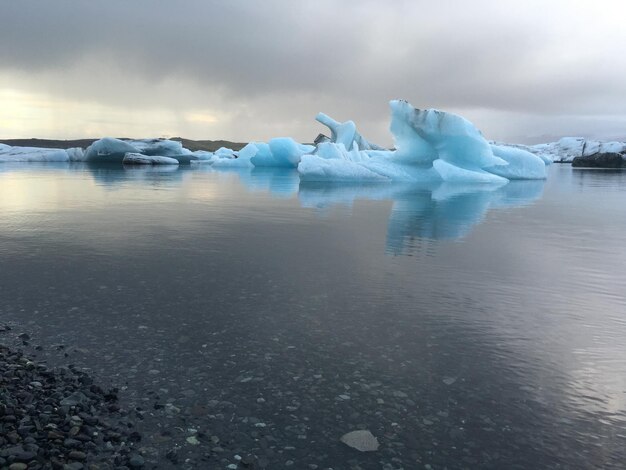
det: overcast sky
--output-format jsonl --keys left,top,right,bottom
{"left": 1, "top": 0, "right": 625, "bottom": 144}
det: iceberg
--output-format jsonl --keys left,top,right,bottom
{"left": 298, "top": 100, "right": 549, "bottom": 183}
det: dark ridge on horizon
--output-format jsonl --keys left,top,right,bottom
{"left": 0, "top": 137, "right": 248, "bottom": 152}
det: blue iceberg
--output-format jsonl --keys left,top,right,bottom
{"left": 298, "top": 100, "right": 549, "bottom": 183}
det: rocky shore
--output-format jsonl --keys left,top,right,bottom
{"left": 0, "top": 332, "right": 144, "bottom": 470}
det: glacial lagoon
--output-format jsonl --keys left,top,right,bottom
{"left": 1, "top": 163, "right": 625, "bottom": 469}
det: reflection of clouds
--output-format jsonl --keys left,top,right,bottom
{"left": 0, "top": 163, "right": 97, "bottom": 212}
{"left": 2, "top": 164, "right": 545, "bottom": 255}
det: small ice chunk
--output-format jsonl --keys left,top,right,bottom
{"left": 340, "top": 430, "right": 380, "bottom": 452}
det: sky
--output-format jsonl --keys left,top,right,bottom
{"left": 1, "top": 0, "right": 625, "bottom": 145}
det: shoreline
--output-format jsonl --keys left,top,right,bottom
{"left": 0, "top": 138, "right": 247, "bottom": 153}
{"left": 0, "top": 328, "right": 144, "bottom": 470}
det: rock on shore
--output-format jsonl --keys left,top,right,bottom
{"left": 0, "top": 345, "right": 143, "bottom": 469}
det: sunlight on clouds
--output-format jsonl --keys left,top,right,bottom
{"left": 0, "top": 87, "right": 224, "bottom": 139}
{"left": 185, "top": 112, "right": 219, "bottom": 124}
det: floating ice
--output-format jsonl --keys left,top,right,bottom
{"left": 122, "top": 153, "right": 179, "bottom": 165}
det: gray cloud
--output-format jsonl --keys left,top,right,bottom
{"left": 1, "top": 0, "right": 625, "bottom": 143}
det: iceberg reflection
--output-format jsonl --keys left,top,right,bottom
{"left": 298, "top": 180, "right": 545, "bottom": 253}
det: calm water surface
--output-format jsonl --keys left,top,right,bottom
{"left": 1, "top": 163, "right": 625, "bottom": 469}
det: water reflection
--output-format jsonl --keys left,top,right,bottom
{"left": 207, "top": 166, "right": 300, "bottom": 198}
{"left": 186, "top": 168, "right": 546, "bottom": 250}
{"left": 301, "top": 180, "right": 545, "bottom": 254}
{"left": 81, "top": 164, "right": 546, "bottom": 252}
{"left": 1, "top": 163, "right": 625, "bottom": 469}
{"left": 86, "top": 163, "right": 191, "bottom": 188}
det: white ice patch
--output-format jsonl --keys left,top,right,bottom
{"left": 122, "top": 153, "right": 180, "bottom": 165}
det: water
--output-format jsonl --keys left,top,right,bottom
{"left": 1, "top": 163, "right": 625, "bottom": 469}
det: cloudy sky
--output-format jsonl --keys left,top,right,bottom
{"left": 1, "top": 0, "right": 625, "bottom": 145}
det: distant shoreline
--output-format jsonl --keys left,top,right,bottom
{"left": 0, "top": 137, "right": 248, "bottom": 152}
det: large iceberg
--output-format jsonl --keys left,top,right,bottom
{"left": 298, "top": 100, "right": 548, "bottom": 183}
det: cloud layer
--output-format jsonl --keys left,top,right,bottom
{"left": 1, "top": 0, "right": 625, "bottom": 143}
